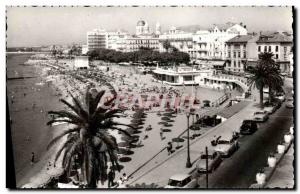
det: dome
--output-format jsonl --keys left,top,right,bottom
{"left": 137, "top": 20, "right": 146, "bottom": 26}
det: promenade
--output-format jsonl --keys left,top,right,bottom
{"left": 265, "top": 144, "right": 294, "bottom": 188}
{"left": 126, "top": 100, "right": 256, "bottom": 187}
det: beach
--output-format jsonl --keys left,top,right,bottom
{"left": 7, "top": 54, "right": 66, "bottom": 187}
{"left": 7, "top": 54, "right": 235, "bottom": 188}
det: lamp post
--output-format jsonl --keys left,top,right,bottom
{"left": 186, "top": 112, "right": 192, "bottom": 168}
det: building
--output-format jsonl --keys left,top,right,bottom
{"left": 136, "top": 19, "right": 151, "bottom": 35}
{"left": 158, "top": 23, "right": 247, "bottom": 62}
{"left": 159, "top": 27, "right": 194, "bottom": 57}
{"left": 155, "top": 22, "right": 162, "bottom": 35}
{"left": 152, "top": 65, "right": 249, "bottom": 93}
{"left": 225, "top": 35, "right": 257, "bottom": 73}
{"left": 207, "top": 22, "right": 248, "bottom": 60}
{"left": 87, "top": 29, "right": 107, "bottom": 51}
{"left": 255, "top": 32, "right": 293, "bottom": 73}
{"left": 152, "top": 65, "right": 213, "bottom": 86}
{"left": 106, "top": 31, "right": 128, "bottom": 51}
{"left": 74, "top": 56, "right": 89, "bottom": 69}
{"left": 123, "top": 20, "right": 160, "bottom": 52}
{"left": 225, "top": 32, "right": 293, "bottom": 74}
{"left": 124, "top": 35, "right": 160, "bottom": 52}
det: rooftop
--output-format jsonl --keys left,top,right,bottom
{"left": 257, "top": 33, "right": 293, "bottom": 43}
{"left": 226, "top": 35, "right": 255, "bottom": 43}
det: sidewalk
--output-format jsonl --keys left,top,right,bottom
{"left": 264, "top": 144, "right": 294, "bottom": 188}
{"left": 126, "top": 101, "right": 257, "bottom": 187}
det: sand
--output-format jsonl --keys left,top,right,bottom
{"left": 7, "top": 55, "right": 231, "bottom": 188}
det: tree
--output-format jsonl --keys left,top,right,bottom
{"left": 248, "top": 52, "right": 283, "bottom": 108}
{"left": 47, "top": 87, "right": 134, "bottom": 188}
{"left": 162, "top": 40, "right": 172, "bottom": 52}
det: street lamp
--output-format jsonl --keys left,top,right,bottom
{"left": 185, "top": 112, "right": 192, "bottom": 168}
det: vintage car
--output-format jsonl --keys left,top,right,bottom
{"left": 165, "top": 174, "right": 198, "bottom": 188}
{"left": 252, "top": 110, "right": 269, "bottom": 122}
{"left": 239, "top": 120, "right": 258, "bottom": 135}
{"left": 197, "top": 151, "right": 222, "bottom": 173}
{"left": 214, "top": 138, "right": 239, "bottom": 157}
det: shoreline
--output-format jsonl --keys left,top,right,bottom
{"left": 9, "top": 55, "right": 233, "bottom": 188}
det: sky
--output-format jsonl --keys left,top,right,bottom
{"left": 6, "top": 6, "right": 293, "bottom": 47}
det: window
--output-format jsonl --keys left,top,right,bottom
{"left": 264, "top": 46, "right": 267, "bottom": 52}
{"left": 234, "top": 61, "right": 236, "bottom": 67}
{"left": 275, "top": 54, "right": 278, "bottom": 59}
{"left": 269, "top": 46, "right": 271, "bottom": 52}
{"left": 228, "top": 51, "right": 231, "bottom": 58}
{"left": 238, "top": 51, "right": 241, "bottom": 58}
{"left": 233, "top": 52, "right": 236, "bottom": 58}
{"left": 238, "top": 61, "right": 241, "bottom": 68}
{"left": 275, "top": 46, "right": 279, "bottom": 52}
{"left": 243, "top": 51, "right": 246, "bottom": 58}
{"left": 258, "top": 46, "right": 261, "bottom": 52}
{"left": 183, "top": 75, "right": 193, "bottom": 81}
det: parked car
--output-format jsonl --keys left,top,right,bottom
{"left": 263, "top": 102, "right": 278, "bottom": 114}
{"left": 240, "top": 120, "right": 258, "bottom": 135}
{"left": 214, "top": 138, "right": 239, "bottom": 157}
{"left": 197, "top": 151, "right": 222, "bottom": 173}
{"left": 275, "top": 92, "right": 286, "bottom": 102}
{"left": 252, "top": 110, "right": 269, "bottom": 122}
{"left": 165, "top": 174, "right": 198, "bottom": 188}
{"left": 286, "top": 97, "right": 294, "bottom": 109}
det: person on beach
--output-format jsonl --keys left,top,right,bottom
{"left": 108, "top": 169, "right": 115, "bottom": 188}
{"left": 31, "top": 152, "right": 35, "bottom": 165}
{"left": 160, "top": 131, "right": 164, "bottom": 140}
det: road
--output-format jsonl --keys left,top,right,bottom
{"left": 197, "top": 102, "right": 293, "bottom": 188}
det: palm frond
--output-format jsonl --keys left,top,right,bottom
{"left": 47, "top": 127, "right": 80, "bottom": 150}
{"left": 53, "top": 133, "right": 79, "bottom": 164}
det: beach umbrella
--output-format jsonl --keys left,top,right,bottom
{"left": 158, "top": 121, "right": 168, "bottom": 125}
{"left": 172, "top": 137, "right": 185, "bottom": 149}
{"left": 161, "top": 116, "right": 171, "bottom": 121}
{"left": 119, "top": 156, "right": 132, "bottom": 163}
{"left": 132, "top": 130, "right": 142, "bottom": 134}
{"left": 110, "top": 164, "right": 124, "bottom": 171}
{"left": 162, "top": 128, "right": 172, "bottom": 132}
{"left": 163, "top": 123, "right": 173, "bottom": 127}
{"left": 118, "top": 141, "right": 130, "bottom": 148}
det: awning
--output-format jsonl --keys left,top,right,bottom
{"left": 211, "top": 60, "right": 226, "bottom": 66}
{"left": 195, "top": 60, "right": 225, "bottom": 66}
{"left": 247, "top": 61, "right": 258, "bottom": 67}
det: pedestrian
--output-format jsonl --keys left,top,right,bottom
{"left": 31, "top": 152, "right": 35, "bottom": 165}
{"left": 108, "top": 169, "right": 115, "bottom": 188}
{"left": 117, "top": 177, "right": 123, "bottom": 186}
{"left": 167, "top": 142, "right": 173, "bottom": 155}
{"left": 122, "top": 173, "right": 128, "bottom": 182}
{"left": 160, "top": 131, "right": 163, "bottom": 140}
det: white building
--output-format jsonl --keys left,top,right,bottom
{"left": 207, "top": 22, "right": 248, "bottom": 60}
{"left": 74, "top": 56, "right": 89, "bottom": 69}
{"left": 87, "top": 29, "right": 107, "bottom": 51}
{"left": 158, "top": 23, "right": 247, "bottom": 61}
{"left": 159, "top": 27, "right": 194, "bottom": 56}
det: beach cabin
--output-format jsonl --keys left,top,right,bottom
{"left": 74, "top": 56, "right": 89, "bottom": 70}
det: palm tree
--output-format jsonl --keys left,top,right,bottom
{"left": 47, "top": 87, "right": 133, "bottom": 188}
{"left": 248, "top": 52, "right": 283, "bottom": 108}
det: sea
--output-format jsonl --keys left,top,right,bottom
{"left": 6, "top": 53, "right": 61, "bottom": 186}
